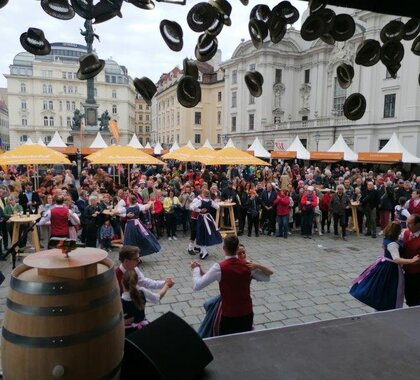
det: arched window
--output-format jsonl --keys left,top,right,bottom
{"left": 43, "top": 116, "right": 48, "bottom": 126}
{"left": 48, "top": 100, "right": 53, "bottom": 110}
{"left": 20, "top": 83, "right": 26, "bottom": 93}
{"left": 49, "top": 117, "right": 54, "bottom": 127}
{"left": 48, "top": 84, "right": 53, "bottom": 94}
{"left": 20, "top": 135, "right": 28, "bottom": 143}
{"left": 42, "top": 84, "right": 47, "bottom": 94}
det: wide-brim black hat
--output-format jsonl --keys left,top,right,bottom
{"left": 268, "top": 12, "right": 287, "bottom": 44}
{"left": 41, "top": 0, "right": 75, "bottom": 20}
{"left": 187, "top": 2, "right": 217, "bottom": 33}
{"left": 250, "top": 4, "right": 271, "bottom": 23}
{"left": 70, "top": 0, "right": 94, "bottom": 19}
{"left": 272, "top": 1, "right": 299, "bottom": 25}
{"left": 412, "top": 34, "right": 420, "bottom": 56}
{"left": 337, "top": 63, "right": 354, "bottom": 89}
{"left": 300, "top": 13, "right": 326, "bottom": 41}
{"left": 380, "top": 20, "right": 405, "bottom": 43}
{"left": 330, "top": 13, "right": 355, "bottom": 42}
{"left": 134, "top": 77, "right": 157, "bottom": 106}
{"left": 77, "top": 53, "right": 105, "bottom": 80}
{"left": 355, "top": 39, "right": 381, "bottom": 67}
{"left": 126, "top": 0, "right": 155, "bottom": 10}
{"left": 0, "top": 0, "right": 8, "bottom": 9}
{"left": 206, "top": 13, "right": 224, "bottom": 36}
{"left": 308, "top": 0, "right": 327, "bottom": 14}
{"left": 404, "top": 18, "right": 420, "bottom": 41}
{"left": 249, "top": 18, "right": 268, "bottom": 49}
{"left": 380, "top": 40, "right": 404, "bottom": 67}
{"left": 239, "top": 0, "right": 248, "bottom": 5}
{"left": 177, "top": 75, "right": 201, "bottom": 108}
{"left": 195, "top": 34, "right": 218, "bottom": 62}
{"left": 319, "top": 8, "right": 336, "bottom": 45}
{"left": 244, "top": 70, "right": 264, "bottom": 98}
{"left": 386, "top": 63, "right": 401, "bottom": 79}
{"left": 209, "top": 0, "right": 232, "bottom": 27}
{"left": 343, "top": 93, "right": 366, "bottom": 121}
{"left": 20, "top": 27, "right": 51, "bottom": 56}
{"left": 183, "top": 58, "right": 199, "bottom": 80}
{"left": 93, "top": 0, "right": 123, "bottom": 24}
{"left": 160, "top": 20, "right": 183, "bottom": 52}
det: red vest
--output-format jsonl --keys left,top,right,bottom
{"left": 115, "top": 267, "right": 124, "bottom": 294}
{"left": 50, "top": 207, "right": 69, "bottom": 238}
{"left": 219, "top": 258, "right": 252, "bottom": 317}
{"left": 408, "top": 199, "right": 420, "bottom": 215}
{"left": 403, "top": 229, "right": 420, "bottom": 274}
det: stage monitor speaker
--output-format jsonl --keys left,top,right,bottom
{"left": 120, "top": 311, "right": 214, "bottom": 380}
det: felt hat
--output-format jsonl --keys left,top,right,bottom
{"left": 380, "top": 20, "right": 405, "bottom": 43}
{"left": 380, "top": 40, "right": 404, "bottom": 67}
{"left": 329, "top": 13, "right": 355, "bottom": 42}
{"left": 308, "top": 0, "right": 327, "bottom": 14}
{"left": 209, "top": 0, "right": 232, "bottom": 27}
{"left": 93, "top": 0, "right": 123, "bottom": 24}
{"left": 76, "top": 53, "right": 105, "bottom": 80}
{"left": 70, "top": 0, "right": 94, "bottom": 19}
{"left": 385, "top": 63, "right": 401, "bottom": 79}
{"left": 182, "top": 58, "right": 199, "bottom": 80}
{"left": 343, "top": 93, "right": 366, "bottom": 121}
{"left": 194, "top": 33, "right": 218, "bottom": 62}
{"left": 177, "top": 75, "right": 202, "bottom": 108}
{"left": 272, "top": 1, "right": 299, "bottom": 25}
{"left": 355, "top": 39, "right": 381, "bottom": 67}
{"left": 206, "top": 13, "right": 224, "bottom": 36}
{"left": 160, "top": 20, "right": 183, "bottom": 52}
{"left": 249, "top": 18, "right": 268, "bottom": 49}
{"left": 403, "top": 18, "right": 420, "bottom": 41}
{"left": 126, "top": 0, "right": 155, "bottom": 10}
{"left": 268, "top": 12, "right": 287, "bottom": 44}
{"left": 239, "top": 0, "right": 248, "bottom": 6}
{"left": 336, "top": 63, "right": 354, "bottom": 89}
{"left": 411, "top": 34, "right": 420, "bottom": 56}
{"left": 319, "top": 8, "right": 336, "bottom": 45}
{"left": 41, "top": 0, "right": 75, "bottom": 20}
{"left": 133, "top": 77, "right": 157, "bottom": 106}
{"left": 187, "top": 2, "right": 217, "bottom": 33}
{"left": 249, "top": 4, "right": 271, "bottom": 23}
{"left": 0, "top": 0, "right": 8, "bottom": 9}
{"left": 20, "top": 27, "right": 51, "bottom": 56}
{"left": 244, "top": 70, "right": 264, "bottom": 98}
{"left": 300, "top": 13, "right": 326, "bottom": 41}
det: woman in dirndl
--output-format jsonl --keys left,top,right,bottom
{"left": 191, "top": 189, "right": 222, "bottom": 260}
{"left": 123, "top": 195, "right": 161, "bottom": 257}
{"left": 350, "top": 222, "right": 420, "bottom": 311}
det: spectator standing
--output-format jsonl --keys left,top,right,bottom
{"left": 361, "top": 182, "right": 380, "bottom": 238}
{"left": 329, "top": 185, "right": 350, "bottom": 240}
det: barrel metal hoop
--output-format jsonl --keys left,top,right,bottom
{"left": 98, "top": 359, "right": 123, "bottom": 380}
{"left": 2, "top": 312, "right": 123, "bottom": 348}
{"left": 10, "top": 266, "right": 115, "bottom": 295}
{"left": 6, "top": 288, "right": 119, "bottom": 316}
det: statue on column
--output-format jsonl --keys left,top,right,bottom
{"left": 71, "top": 109, "right": 85, "bottom": 130}
{"left": 99, "top": 110, "right": 111, "bottom": 131}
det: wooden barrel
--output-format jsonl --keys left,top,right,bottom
{"left": 1, "top": 258, "right": 124, "bottom": 380}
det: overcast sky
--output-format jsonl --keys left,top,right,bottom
{"left": 0, "top": 0, "right": 308, "bottom": 87}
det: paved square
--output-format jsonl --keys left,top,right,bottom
{"left": 0, "top": 231, "right": 380, "bottom": 331}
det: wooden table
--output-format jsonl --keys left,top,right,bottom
{"left": 215, "top": 202, "right": 237, "bottom": 237}
{"left": 9, "top": 214, "right": 41, "bottom": 256}
{"left": 350, "top": 201, "right": 360, "bottom": 236}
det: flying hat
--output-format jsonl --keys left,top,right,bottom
{"left": 355, "top": 39, "right": 381, "bottom": 67}
{"left": 160, "top": 20, "right": 183, "bottom": 52}
{"left": 329, "top": 13, "right": 355, "bottom": 42}
{"left": 183, "top": 58, "right": 199, "bottom": 80}
{"left": 319, "top": 8, "right": 336, "bottom": 45}
{"left": 249, "top": 18, "right": 268, "bottom": 49}
{"left": 20, "top": 27, "right": 51, "bottom": 56}
{"left": 126, "top": 0, "right": 155, "bottom": 10}
{"left": 343, "top": 93, "right": 366, "bottom": 121}
{"left": 336, "top": 63, "right": 354, "bottom": 89}
{"left": 205, "top": 13, "right": 224, "bottom": 36}
{"left": 411, "top": 34, "right": 420, "bottom": 56}
{"left": 244, "top": 70, "right": 264, "bottom": 98}
{"left": 300, "top": 13, "right": 326, "bottom": 41}
{"left": 380, "top": 20, "right": 405, "bottom": 43}
{"left": 93, "top": 0, "right": 123, "bottom": 24}
{"left": 403, "top": 18, "right": 420, "bottom": 41}
{"left": 70, "top": 0, "right": 94, "bottom": 19}
{"left": 0, "top": 0, "right": 8, "bottom": 9}
{"left": 177, "top": 75, "right": 202, "bottom": 108}
{"left": 239, "top": 0, "right": 248, "bottom": 6}
{"left": 268, "top": 12, "right": 287, "bottom": 44}
{"left": 77, "top": 53, "right": 105, "bottom": 80}
{"left": 308, "top": 0, "right": 327, "bottom": 14}
{"left": 380, "top": 40, "right": 404, "bottom": 67}
{"left": 249, "top": 4, "right": 271, "bottom": 23}
{"left": 195, "top": 33, "right": 218, "bottom": 62}
{"left": 209, "top": 0, "right": 232, "bottom": 27}
{"left": 385, "top": 63, "right": 401, "bottom": 79}
{"left": 272, "top": 1, "right": 299, "bottom": 25}
{"left": 187, "top": 2, "right": 217, "bottom": 33}
{"left": 41, "top": 0, "right": 75, "bottom": 20}
{"left": 133, "top": 77, "right": 157, "bottom": 106}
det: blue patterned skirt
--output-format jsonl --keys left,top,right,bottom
{"left": 124, "top": 219, "right": 161, "bottom": 257}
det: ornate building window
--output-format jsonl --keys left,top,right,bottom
{"left": 20, "top": 83, "right": 26, "bottom": 93}
{"left": 232, "top": 70, "right": 237, "bottom": 85}
{"left": 20, "top": 135, "right": 28, "bottom": 143}
{"left": 384, "top": 94, "right": 396, "bottom": 118}
{"left": 43, "top": 116, "right": 48, "bottom": 126}
{"left": 248, "top": 114, "right": 254, "bottom": 130}
{"left": 333, "top": 78, "right": 346, "bottom": 116}
{"left": 231, "top": 116, "right": 236, "bottom": 132}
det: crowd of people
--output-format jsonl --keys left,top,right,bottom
{"left": 0, "top": 161, "right": 419, "bottom": 336}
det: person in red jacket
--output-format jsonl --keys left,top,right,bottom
{"left": 150, "top": 193, "right": 164, "bottom": 239}
{"left": 406, "top": 190, "right": 420, "bottom": 215}
{"left": 274, "top": 189, "right": 291, "bottom": 238}
{"left": 320, "top": 189, "right": 332, "bottom": 234}
{"left": 300, "top": 186, "right": 318, "bottom": 239}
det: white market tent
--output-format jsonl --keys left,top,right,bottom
{"left": 247, "top": 137, "right": 270, "bottom": 158}
{"left": 154, "top": 141, "right": 164, "bottom": 155}
{"left": 169, "top": 141, "right": 180, "bottom": 152}
{"left": 186, "top": 140, "right": 195, "bottom": 149}
{"left": 202, "top": 139, "right": 214, "bottom": 150}
{"left": 144, "top": 142, "right": 152, "bottom": 149}
{"left": 127, "top": 134, "right": 144, "bottom": 149}
{"left": 90, "top": 132, "right": 108, "bottom": 149}
{"left": 379, "top": 132, "right": 420, "bottom": 163}
{"left": 287, "top": 135, "right": 310, "bottom": 160}
{"left": 224, "top": 138, "right": 236, "bottom": 148}
{"left": 47, "top": 131, "right": 67, "bottom": 148}
{"left": 328, "top": 134, "right": 358, "bottom": 161}
{"left": 24, "top": 138, "right": 35, "bottom": 145}
{"left": 36, "top": 138, "right": 46, "bottom": 147}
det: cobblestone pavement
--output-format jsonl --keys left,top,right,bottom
{"left": 0, "top": 230, "right": 382, "bottom": 332}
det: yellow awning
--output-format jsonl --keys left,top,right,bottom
{"left": 188, "top": 147, "right": 217, "bottom": 164}
{"left": 161, "top": 146, "right": 195, "bottom": 161}
{"left": 85, "top": 145, "right": 165, "bottom": 165}
{"left": 205, "top": 147, "right": 270, "bottom": 166}
{"left": 0, "top": 144, "right": 71, "bottom": 165}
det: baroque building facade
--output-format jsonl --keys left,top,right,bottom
{"left": 134, "top": 94, "right": 151, "bottom": 145}
{"left": 5, "top": 42, "right": 136, "bottom": 149}
{"left": 222, "top": 9, "right": 420, "bottom": 156}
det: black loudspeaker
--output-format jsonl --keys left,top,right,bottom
{"left": 120, "top": 311, "right": 214, "bottom": 380}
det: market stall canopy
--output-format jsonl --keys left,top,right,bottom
{"left": 310, "top": 151, "right": 344, "bottom": 162}
{"left": 24, "top": 138, "right": 35, "bottom": 145}
{"left": 224, "top": 138, "right": 236, "bottom": 148}
{"left": 205, "top": 147, "right": 269, "bottom": 166}
{"left": 48, "top": 131, "right": 67, "bottom": 148}
{"left": 169, "top": 141, "right": 180, "bottom": 152}
{"left": 0, "top": 144, "right": 71, "bottom": 165}
{"left": 36, "top": 138, "right": 46, "bottom": 147}
{"left": 379, "top": 133, "right": 420, "bottom": 164}
{"left": 328, "top": 134, "right": 358, "bottom": 161}
{"left": 144, "top": 142, "right": 152, "bottom": 149}
{"left": 357, "top": 152, "right": 402, "bottom": 164}
{"left": 127, "top": 134, "right": 144, "bottom": 149}
{"left": 287, "top": 136, "right": 310, "bottom": 160}
{"left": 271, "top": 151, "right": 297, "bottom": 159}
{"left": 202, "top": 139, "right": 214, "bottom": 150}
{"left": 90, "top": 132, "right": 108, "bottom": 149}
{"left": 247, "top": 137, "right": 270, "bottom": 158}
{"left": 161, "top": 145, "right": 195, "bottom": 161}
{"left": 154, "top": 142, "right": 164, "bottom": 155}
{"left": 189, "top": 147, "right": 217, "bottom": 164}
{"left": 186, "top": 140, "right": 195, "bottom": 149}
{"left": 85, "top": 145, "right": 164, "bottom": 165}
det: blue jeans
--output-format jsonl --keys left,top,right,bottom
{"left": 276, "top": 215, "right": 289, "bottom": 237}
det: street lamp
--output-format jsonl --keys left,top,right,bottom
{"left": 314, "top": 131, "right": 320, "bottom": 152}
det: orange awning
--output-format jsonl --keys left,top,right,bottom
{"left": 50, "top": 146, "right": 78, "bottom": 155}
{"left": 271, "top": 151, "right": 297, "bottom": 159}
{"left": 357, "top": 152, "right": 402, "bottom": 163}
{"left": 310, "top": 152, "right": 344, "bottom": 161}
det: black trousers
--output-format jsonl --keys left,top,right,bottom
{"left": 405, "top": 273, "right": 420, "bottom": 307}
{"left": 247, "top": 213, "right": 259, "bottom": 236}
{"left": 333, "top": 213, "right": 346, "bottom": 237}
{"left": 238, "top": 207, "right": 247, "bottom": 233}
{"left": 261, "top": 208, "right": 276, "bottom": 233}
{"left": 219, "top": 313, "right": 253, "bottom": 336}
{"left": 165, "top": 212, "right": 177, "bottom": 237}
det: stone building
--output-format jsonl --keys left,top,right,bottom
{"left": 134, "top": 94, "right": 151, "bottom": 145}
